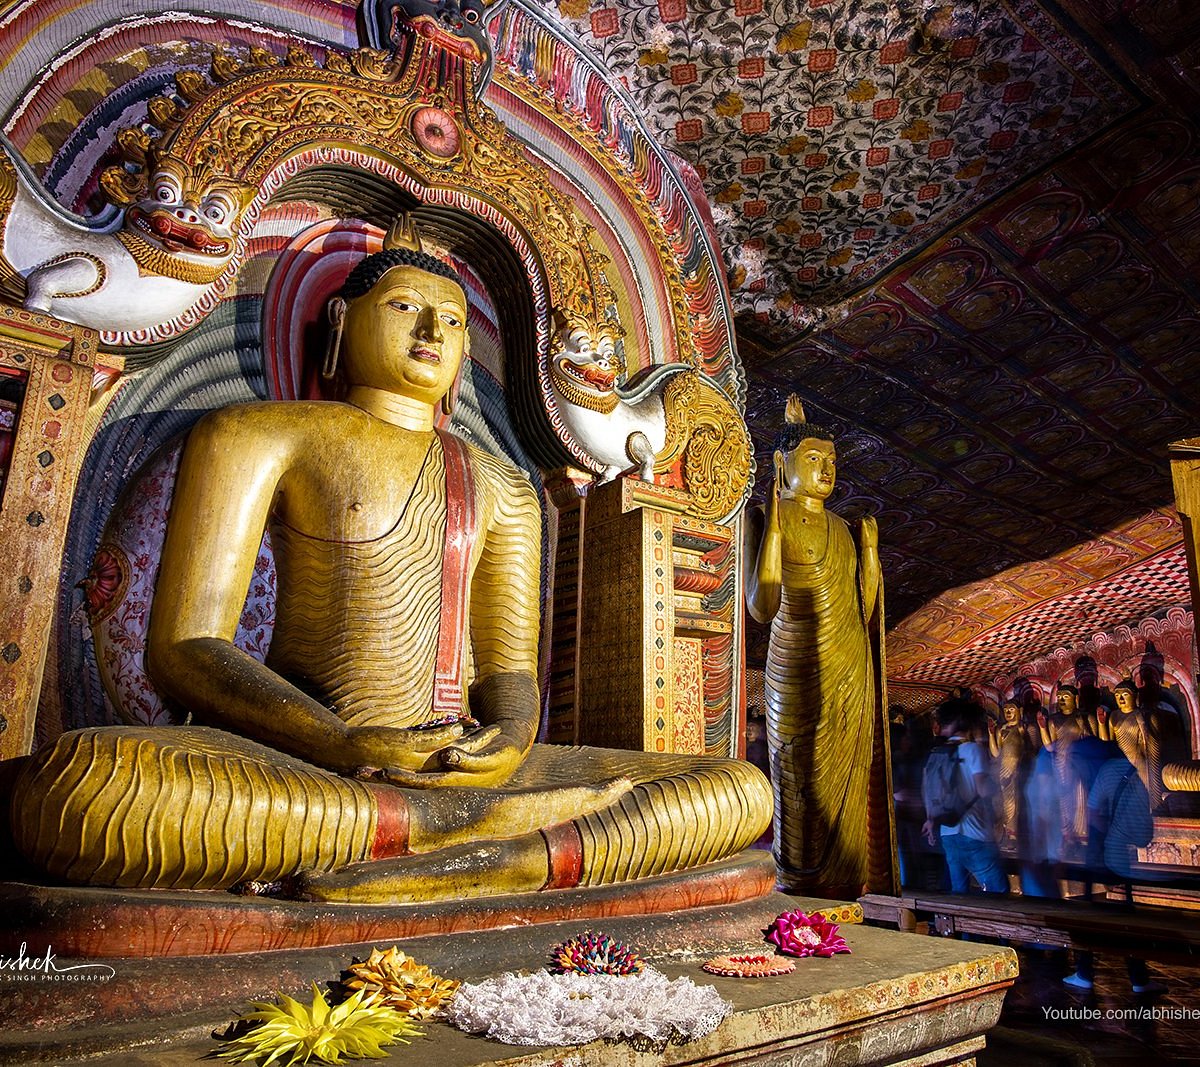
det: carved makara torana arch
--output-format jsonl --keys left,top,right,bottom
{"left": 0, "top": 17, "right": 753, "bottom": 760}
{"left": 102, "top": 44, "right": 606, "bottom": 388}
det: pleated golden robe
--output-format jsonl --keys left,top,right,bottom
{"left": 765, "top": 510, "right": 875, "bottom": 898}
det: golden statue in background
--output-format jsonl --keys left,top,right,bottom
{"left": 10, "top": 218, "right": 772, "bottom": 901}
{"left": 988, "top": 699, "right": 1028, "bottom": 845}
{"left": 745, "top": 395, "right": 894, "bottom": 899}
{"left": 1104, "top": 678, "right": 1188, "bottom": 813}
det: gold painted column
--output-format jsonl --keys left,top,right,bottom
{"left": 1170, "top": 438, "right": 1200, "bottom": 618}
{"left": 0, "top": 308, "right": 104, "bottom": 758}
{"left": 578, "top": 477, "right": 689, "bottom": 753}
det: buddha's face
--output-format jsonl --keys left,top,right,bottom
{"left": 1002, "top": 702, "right": 1019, "bottom": 726}
{"left": 777, "top": 436, "right": 836, "bottom": 500}
{"left": 1115, "top": 687, "right": 1136, "bottom": 713}
{"left": 1056, "top": 689, "right": 1077, "bottom": 715}
{"left": 341, "top": 265, "right": 468, "bottom": 404}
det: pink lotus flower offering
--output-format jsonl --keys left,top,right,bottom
{"left": 764, "top": 909, "right": 850, "bottom": 958}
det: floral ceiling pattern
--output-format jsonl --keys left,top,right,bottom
{"left": 744, "top": 109, "right": 1200, "bottom": 623}
{"left": 541, "top": 0, "right": 1136, "bottom": 330}
{"left": 539, "top": 0, "right": 1200, "bottom": 676}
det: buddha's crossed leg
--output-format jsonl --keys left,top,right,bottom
{"left": 11, "top": 728, "right": 771, "bottom": 899}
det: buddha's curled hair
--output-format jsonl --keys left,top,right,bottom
{"left": 340, "top": 248, "right": 464, "bottom": 300}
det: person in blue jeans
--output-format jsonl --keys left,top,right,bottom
{"left": 922, "top": 698, "right": 1008, "bottom": 894}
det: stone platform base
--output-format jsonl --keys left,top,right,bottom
{"left": 0, "top": 850, "right": 774, "bottom": 958}
{"left": 1, "top": 889, "right": 1016, "bottom": 1065}
{"left": 1143, "top": 814, "right": 1200, "bottom": 867}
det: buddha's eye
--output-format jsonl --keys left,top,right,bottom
{"left": 441, "top": 312, "right": 463, "bottom": 328}
{"left": 388, "top": 300, "right": 420, "bottom": 313}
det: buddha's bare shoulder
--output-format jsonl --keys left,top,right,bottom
{"left": 190, "top": 400, "right": 371, "bottom": 446}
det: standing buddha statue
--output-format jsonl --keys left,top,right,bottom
{"left": 1038, "top": 684, "right": 1091, "bottom": 854}
{"left": 1108, "top": 678, "right": 1187, "bottom": 813}
{"left": 988, "top": 699, "right": 1027, "bottom": 846}
{"left": 744, "top": 394, "right": 894, "bottom": 899}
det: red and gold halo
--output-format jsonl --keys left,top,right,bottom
{"left": 261, "top": 218, "right": 380, "bottom": 403}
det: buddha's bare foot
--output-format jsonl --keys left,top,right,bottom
{"left": 405, "top": 775, "right": 632, "bottom": 852}
{"left": 293, "top": 834, "right": 550, "bottom": 904}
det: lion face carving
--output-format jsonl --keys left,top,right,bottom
{"left": 549, "top": 312, "right": 628, "bottom": 412}
{"left": 551, "top": 322, "right": 628, "bottom": 407}
{"left": 118, "top": 159, "right": 249, "bottom": 284}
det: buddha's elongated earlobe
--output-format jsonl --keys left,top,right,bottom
{"left": 441, "top": 366, "right": 462, "bottom": 417}
{"left": 323, "top": 297, "right": 346, "bottom": 380}
{"left": 442, "top": 325, "right": 469, "bottom": 416}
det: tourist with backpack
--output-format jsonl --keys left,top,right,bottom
{"left": 922, "top": 697, "right": 1008, "bottom": 894}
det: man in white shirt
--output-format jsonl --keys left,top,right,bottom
{"left": 922, "top": 698, "right": 1007, "bottom": 894}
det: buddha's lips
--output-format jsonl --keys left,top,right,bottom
{"left": 127, "top": 207, "right": 233, "bottom": 257}
{"left": 410, "top": 16, "right": 485, "bottom": 62}
{"left": 411, "top": 345, "right": 441, "bottom": 364}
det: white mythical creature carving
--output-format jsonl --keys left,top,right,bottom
{"left": 547, "top": 310, "right": 689, "bottom": 481}
{"left": 0, "top": 134, "right": 252, "bottom": 335}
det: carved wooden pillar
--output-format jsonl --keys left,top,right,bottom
{"left": 576, "top": 478, "right": 734, "bottom": 755}
{"left": 0, "top": 308, "right": 105, "bottom": 759}
{"left": 577, "top": 478, "right": 686, "bottom": 752}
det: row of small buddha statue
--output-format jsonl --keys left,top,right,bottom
{"left": 985, "top": 681, "right": 1189, "bottom": 849}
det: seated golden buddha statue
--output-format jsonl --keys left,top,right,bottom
{"left": 9, "top": 220, "right": 772, "bottom": 902}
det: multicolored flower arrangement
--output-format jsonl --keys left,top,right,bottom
{"left": 764, "top": 908, "right": 851, "bottom": 958}
{"left": 550, "top": 931, "right": 646, "bottom": 976}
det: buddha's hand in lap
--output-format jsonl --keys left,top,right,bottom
{"left": 365, "top": 672, "right": 541, "bottom": 789}
{"left": 366, "top": 720, "right": 529, "bottom": 789}
{"left": 346, "top": 722, "right": 470, "bottom": 777}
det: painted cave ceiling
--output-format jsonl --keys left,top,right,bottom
{"left": 1, "top": 0, "right": 1198, "bottom": 690}
{"left": 539, "top": 0, "right": 1200, "bottom": 677}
